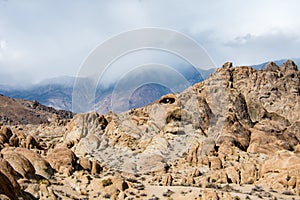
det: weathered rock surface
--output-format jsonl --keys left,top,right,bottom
{"left": 14, "top": 147, "right": 54, "bottom": 179}
{"left": 46, "top": 147, "right": 77, "bottom": 175}
{"left": 0, "top": 157, "right": 21, "bottom": 193}
{"left": 0, "top": 171, "right": 18, "bottom": 200}
{"left": 2, "top": 151, "right": 36, "bottom": 179}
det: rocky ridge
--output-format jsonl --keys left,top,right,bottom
{"left": 0, "top": 60, "right": 299, "bottom": 199}
{"left": 0, "top": 95, "right": 74, "bottom": 125}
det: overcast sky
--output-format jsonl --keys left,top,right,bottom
{"left": 0, "top": 0, "right": 300, "bottom": 85}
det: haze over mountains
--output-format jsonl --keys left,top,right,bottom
{"left": 0, "top": 66, "right": 215, "bottom": 113}
{"left": 0, "top": 58, "right": 299, "bottom": 114}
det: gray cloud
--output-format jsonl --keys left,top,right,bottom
{"left": 225, "top": 34, "right": 253, "bottom": 47}
{"left": 0, "top": 0, "right": 300, "bottom": 85}
{"left": 221, "top": 32, "right": 300, "bottom": 65}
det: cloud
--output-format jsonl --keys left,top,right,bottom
{"left": 224, "top": 34, "right": 252, "bottom": 47}
{"left": 219, "top": 31, "right": 300, "bottom": 65}
{"left": 0, "top": 39, "right": 6, "bottom": 61}
{"left": 0, "top": 0, "right": 300, "bottom": 85}
{"left": 0, "top": 39, "right": 6, "bottom": 49}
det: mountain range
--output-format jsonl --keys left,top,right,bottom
{"left": 0, "top": 66, "right": 215, "bottom": 114}
{"left": 251, "top": 58, "right": 300, "bottom": 70}
{"left": 0, "top": 59, "right": 299, "bottom": 114}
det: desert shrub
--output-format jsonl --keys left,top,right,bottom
{"left": 102, "top": 178, "right": 113, "bottom": 187}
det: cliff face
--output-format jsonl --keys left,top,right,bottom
{"left": 0, "top": 60, "right": 299, "bottom": 199}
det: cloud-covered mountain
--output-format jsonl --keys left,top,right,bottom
{"left": 0, "top": 58, "right": 298, "bottom": 114}
{"left": 0, "top": 67, "right": 215, "bottom": 114}
{"left": 0, "top": 79, "right": 74, "bottom": 111}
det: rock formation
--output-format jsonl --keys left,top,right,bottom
{"left": 0, "top": 60, "right": 299, "bottom": 199}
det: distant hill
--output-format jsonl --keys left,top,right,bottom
{"left": 251, "top": 58, "right": 300, "bottom": 70}
{"left": 0, "top": 82, "right": 74, "bottom": 111}
{"left": 0, "top": 94, "right": 73, "bottom": 125}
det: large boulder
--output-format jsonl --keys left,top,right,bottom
{"left": 14, "top": 148, "right": 54, "bottom": 179}
{"left": 240, "top": 162, "right": 257, "bottom": 184}
{"left": 78, "top": 157, "right": 92, "bottom": 171}
{"left": 65, "top": 112, "right": 107, "bottom": 143}
{"left": 258, "top": 150, "right": 300, "bottom": 194}
{"left": 248, "top": 117, "right": 297, "bottom": 154}
{"left": 0, "top": 171, "right": 18, "bottom": 200}
{"left": 46, "top": 147, "right": 77, "bottom": 175}
{"left": 87, "top": 175, "right": 129, "bottom": 199}
{"left": 260, "top": 150, "right": 300, "bottom": 176}
{"left": 0, "top": 127, "right": 13, "bottom": 145}
{"left": 0, "top": 157, "right": 21, "bottom": 194}
{"left": 2, "top": 151, "right": 36, "bottom": 179}
{"left": 0, "top": 127, "right": 13, "bottom": 141}
{"left": 25, "top": 135, "right": 39, "bottom": 149}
